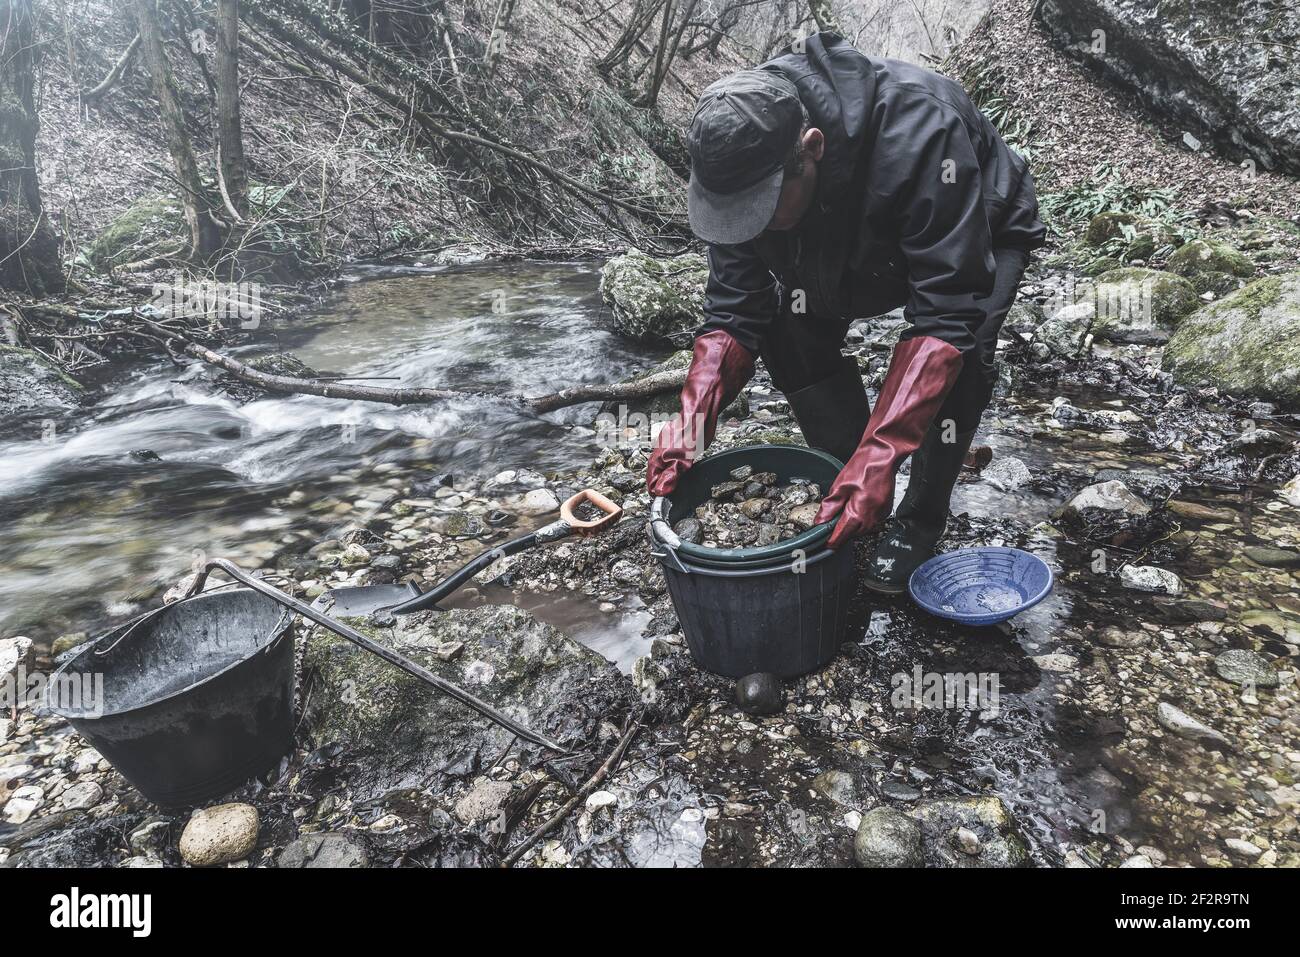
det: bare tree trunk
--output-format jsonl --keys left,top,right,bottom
{"left": 130, "top": 0, "right": 222, "bottom": 259}
{"left": 807, "top": 0, "right": 841, "bottom": 35}
{"left": 80, "top": 33, "right": 140, "bottom": 103}
{"left": 0, "top": 0, "right": 64, "bottom": 294}
{"left": 483, "top": 0, "right": 517, "bottom": 81}
{"left": 215, "top": 0, "right": 249, "bottom": 218}
{"left": 639, "top": 0, "right": 700, "bottom": 109}
{"left": 595, "top": 0, "right": 664, "bottom": 76}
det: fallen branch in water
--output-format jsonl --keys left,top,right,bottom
{"left": 155, "top": 323, "right": 687, "bottom": 414}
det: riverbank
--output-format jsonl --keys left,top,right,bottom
{"left": 5, "top": 256, "right": 1298, "bottom": 867}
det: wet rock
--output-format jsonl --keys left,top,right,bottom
{"left": 981, "top": 456, "right": 1032, "bottom": 492}
{"left": 954, "top": 827, "right": 981, "bottom": 856}
{"left": 60, "top": 781, "right": 103, "bottom": 810}
{"left": 128, "top": 819, "right": 171, "bottom": 858}
{"left": 3, "top": 785, "right": 43, "bottom": 824}
{"left": 911, "top": 796, "right": 1030, "bottom": 868}
{"left": 1223, "top": 838, "right": 1263, "bottom": 860}
{"left": 1168, "top": 239, "right": 1255, "bottom": 294}
{"left": 1095, "top": 626, "right": 1146, "bottom": 648}
{"left": 672, "top": 517, "right": 703, "bottom": 544}
{"left": 0, "top": 635, "right": 33, "bottom": 684}
{"left": 249, "top": 352, "right": 317, "bottom": 378}
{"left": 810, "top": 770, "right": 858, "bottom": 807}
{"left": 0, "top": 346, "right": 83, "bottom": 419}
{"left": 853, "top": 807, "right": 923, "bottom": 868}
{"left": 1062, "top": 480, "right": 1150, "bottom": 518}
{"left": 50, "top": 632, "right": 90, "bottom": 657}
{"left": 1280, "top": 474, "right": 1300, "bottom": 508}
{"left": 302, "top": 605, "right": 633, "bottom": 798}
{"left": 1151, "top": 597, "right": 1226, "bottom": 623}
{"left": 178, "top": 803, "right": 259, "bottom": 867}
{"left": 1164, "top": 272, "right": 1300, "bottom": 404}
{"left": 1032, "top": 653, "right": 1078, "bottom": 673}
{"left": 734, "top": 673, "right": 783, "bottom": 716}
{"left": 1091, "top": 268, "right": 1199, "bottom": 344}
{"left": 1036, "top": 1, "right": 1300, "bottom": 176}
{"left": 1214, "top": 649, "right": 1278, "bottom": 689}
{"left": 1168, "top": 502, "right": 1244, "bottom": 528}
{"left": 880, "top": 780, "right": 921, "bottom": 802}
{"left": 1156, "top": 702, "right": 1231, "bottom": 751}
{"left": 1242, "top": 545, "right": 1300, "bottom": 569}
{"left": 1033, "top": 301, "right": 1093, "bottom": 357}
{"left": 611, "top": 559, "right": 643, "bottom": 585}
{"left": 1119, "top": 564, "right": 1182, "bottom": 594}
{"left": 507, "top": 488, "right": 560, "bottom": 517}
{"left": 454, "top": 778, "right": 514, "bottom": 825}
{"left": 599, "top": 248, "right": 706, "bottom": 344}
{"left": 277, "top": 831, "right": 368, "bottom": 868}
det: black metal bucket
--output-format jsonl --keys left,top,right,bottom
{"left": 45, "top": 587, "right": 296, "bottom": 808}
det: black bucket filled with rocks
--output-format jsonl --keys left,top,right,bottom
{"left": 649, "top": 444, "right": 856, "bottom": 678}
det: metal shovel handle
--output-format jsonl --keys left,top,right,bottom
{"left": 186, "top": 559, "right": 566, "bottom": 752}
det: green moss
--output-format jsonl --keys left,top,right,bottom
{"left": 1081, "top": 255, "right": 1121, "bottom": 277}
{"left": 1163, "top": 272, "right": 1299, "bottom": 404}
{"left": 1168, "top": 239, "right": 1255, "bottom": 280}
{"left": 1226, "top": 274, "right": 1285, "bottom": 322}
{"left": 83, "top": 195, "right": 186, "bottom": 271}
{"left": 1084, "top": 211, "right": 1138, "bottom": 247}
{"left": 1091, "top": 267, "right": 1199, "bottom": 341}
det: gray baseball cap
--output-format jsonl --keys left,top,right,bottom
{"left": 687, "top": 70, "right": 804, "bottom": 245}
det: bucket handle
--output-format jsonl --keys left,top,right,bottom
{"left": 648, "top": 495, "right": 690, "bottom": 575}
{"left": 186, "top": 559, "right": 566, "bottom": 753}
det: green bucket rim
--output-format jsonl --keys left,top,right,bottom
{"left": 651, "top": 443, "right": 843, "bottom": 566}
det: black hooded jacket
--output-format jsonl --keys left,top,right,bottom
{"left": 700, "top": 34, "right": 1046, "bottom": 356}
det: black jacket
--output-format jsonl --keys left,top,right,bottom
{"left": 700, "top": 34, "right": 1046, "bottom": 356}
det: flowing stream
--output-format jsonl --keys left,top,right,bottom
{"left": 0, "top": 262, "right": 662, "bottom": 648}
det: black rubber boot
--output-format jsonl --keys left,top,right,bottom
{"left": 864, "top": 424, "right": 978, "bottom": 594}
{"left": 784, "top": 354, "right": 871, "bottom": 466}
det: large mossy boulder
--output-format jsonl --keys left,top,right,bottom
{"left": 1167, "top": 238, "right": 1255, "bottom": 294}
{"left": 1082, "top": 212, "right": 1178, "bottom": 260}
{"left": 301, "top": 604, "right": 635, "bottom": 800}
{"left": 82, "top": 195, "right": 187, "bottom": 272}
{"left": 599, "top": 248, "right": 706, "bottom": 345}
{"left": 1090, "top": 267, "right": 1199, "bottom": 344}
{"left": 1037, "top": 1, "right": 1300, "bottom": 175}
{"left": 911, "top": 796, "right": 1031, "bottom": 868}
{"left": 0, "top": 345, "right": 83, "bottom": 420}
{"left": 1163, "top": 271, "right": 1300, "bottom": 405}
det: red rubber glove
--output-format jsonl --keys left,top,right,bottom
{"left": 647, "top": 329, "right": 755, "bottom": 496}
{"left": 815, "top": 336, "right": 963, "bottom": 549}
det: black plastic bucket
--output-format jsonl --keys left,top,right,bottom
{"left": 649, "top": 444, "right": 857, "bottom": 678}
{"left": 45, "top": 587, "right": 296, "bottom": 808}
{"left": 656, "top": 545, "right": 856, "bottom": 678}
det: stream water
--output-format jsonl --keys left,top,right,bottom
{"left": 0, "top": 262, "right": 662, "bottom": 647}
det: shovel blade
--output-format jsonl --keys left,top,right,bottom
{"left": 313, "top": 582, "right": 424, "bottom": 618}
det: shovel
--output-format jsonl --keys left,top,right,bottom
{"left": 182, "top": 485, "right": 620, "bottom": 754}
{"left": 316, "top": 488, "right": 622, "bottom": 619}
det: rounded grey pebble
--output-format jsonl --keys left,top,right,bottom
{"left": 854, "top": 807, "right": 923, "bottom": 868}
{"left": 734, "top": 672, "right": 783, "bottom": 715}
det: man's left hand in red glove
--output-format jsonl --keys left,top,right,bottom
{"left": 814, "top": 336, "right": 963, "bottom": 550}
